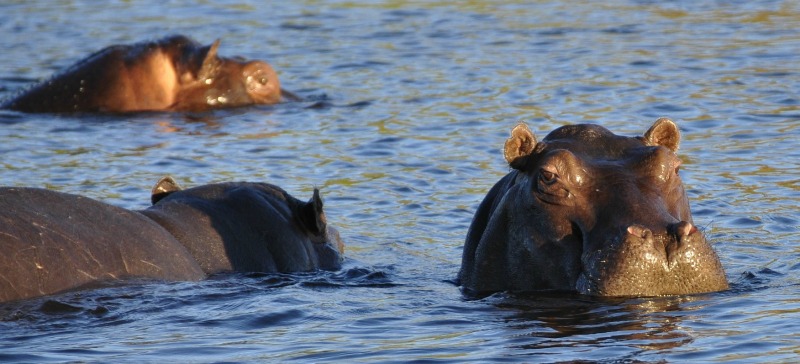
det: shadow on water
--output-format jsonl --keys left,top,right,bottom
{"left": 475, "top": 292, "right": 720, "bottom": 362}
{"left": 472, "top": 262, "right": 800, "bottom": 361}
{"left": 503, "top": 294, "right": 694, "bottom": 342}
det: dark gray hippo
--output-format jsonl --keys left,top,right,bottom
{"left": 0, "top": 177, "right": 344, "bottom": 303}
{"left": 1, "top": 35, "right": 299, "bottom": 113}
{"left": 459, "top": 118, "right": 728, "bottom": 297}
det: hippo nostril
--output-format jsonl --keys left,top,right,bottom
{"left": 673, "top": 221, "right": 696, "bottom": 238}
{"left": 626, "top": 225, "right": 652, "bottom": 240}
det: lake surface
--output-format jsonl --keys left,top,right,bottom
{"left": 1, "top": 0, "right": 798, "bottom": 362}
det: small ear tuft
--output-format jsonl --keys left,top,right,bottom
{"left": 504, "top": 122, "right": 537, "bottom": 170}
{"left": 207, "top": 39, "right": 221, "bottom": 59}
{"left": 644, "top": 117, "right": 681, "bottom": 152}
{"left": 303, "top": 188, "right": 327, "bottom": 236}
{"left": 198, "top": 39, "right": 222, "bottom": 80}
{"left": 151, "top": 176, "right": 183, "bottom": 205}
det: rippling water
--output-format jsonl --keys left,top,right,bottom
{"left": 1, "top": 1, "right": 798, "bottom": 362}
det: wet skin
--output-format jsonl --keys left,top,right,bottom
{"left": 0, "top": 177, "right": 344, "bottom": 303}
{"left": 459, "top": 118, "right": 729, "bottom": 297}
{"left": 1, "top": 35, "right": 296, "bottom": 113}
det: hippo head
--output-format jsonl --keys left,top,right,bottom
{"left": 171, "top": 38, "right": 283, "bottom": 111}
{"left": 147, "top": 176, "right": 344, "bottom": 273}
{"left": 460, "top": 118, "right": 728, "bottom": 297}
{"left": 0, "top": 35, "right": 290, "bottom": 113}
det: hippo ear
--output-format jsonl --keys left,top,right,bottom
{"left": 300, "top": 188, "right": 327, "bottom": 236}
{"left": 197, "top": 39, "right": 222, "bottom": 80}
{"left": 151, "top": 176, "right": 183, "bottom": 205}
{"left": 504, "top": 122, "right": 538, "bottom": 170}
{"left": 644, "top": 117, "right": 680, "bottom": 152}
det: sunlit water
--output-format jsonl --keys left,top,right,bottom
{"left": 0, "top": 1, "right": 798, "bottom": 362}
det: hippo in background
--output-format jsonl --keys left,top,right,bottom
{"left": 459, "top": 118, "right": 728, "bottom": 297}
{"left": 0, "top": 177, "right": 344, "bottom": 303}
{"left": 1, "top": 35, "right": 300, "bottom": 113}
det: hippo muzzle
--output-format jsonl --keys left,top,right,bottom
{"left": 577, "top": 221, "right": 726, "bottom": 296}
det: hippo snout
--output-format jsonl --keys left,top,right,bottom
{"left": 625, "top": 221, "right": 698, "bottom": 267}
{"left": 579, "top": 221, "right": 726, "bottom": 297}
{"left": 627, "top": 221, "right": 697, "bottom": 241}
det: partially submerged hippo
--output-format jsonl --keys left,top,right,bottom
{"left": 0, "top": 177, "right": 344, "bottom": 303}
{"left": 459, "top": 118, "right": 728, "bottom": 297}
{"left": 1, "top": 35, "right": 298, "bottom": 113}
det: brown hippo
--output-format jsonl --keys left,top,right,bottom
{"left": 0, "top": 177, "right": 344, "bottom": 303}
{"left": 1, "top": 35, "right": 298, "bottom": 113}
{"left": 459, "top": 118, "right": 728, "bottom": 297}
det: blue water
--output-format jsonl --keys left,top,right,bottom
{"left": 1, "top": 1, "right": 798, "bottom": 362}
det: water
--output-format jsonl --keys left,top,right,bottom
{"left": 0, "top": 0, "right": 798, "bottom": 362}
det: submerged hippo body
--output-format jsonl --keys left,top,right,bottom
{"left": 0, "top": 177, "right": 344, "bottom": 303}
{"left": 459, "top": 118, "right": 728, "bottom": 297}
{"left": 142, "top": 177, "right": 344, "bottom": 275}
{"left": 1, "top": 35, "right": 292, "bottom": 113}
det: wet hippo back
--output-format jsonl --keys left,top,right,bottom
{"left": 0, "top": 178, "right": 344, "bottom": 303}
{"left": 1, "top": 35, "right": 284, "bottom": 113}
{"left": 459, "top": 118, "right": 729, "bottom": 297}
{"left": 0, "top": 187, "right": 204, "bottom": 302}
{"left": 140, "top": 179, "right": 344, "bottom": 275}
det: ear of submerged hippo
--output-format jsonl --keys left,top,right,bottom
{"left": 197, "top": 39, "right": 222, "bottom": 81}
{"left": 504, "top": 122, "right": 538, "bottom": 170}
{"left": 150, "top": 176, "right": 183, "bottom": 205}
{"left": 300, "top": 188, "right": 327, "bottom": 238}
{"left": 644, "top": 117, "right": 680, "bottom": 152}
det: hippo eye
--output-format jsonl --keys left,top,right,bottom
{"left": 539, "top": 168, "right": 558, "bottom": 184}
{"left": 672, "top": 158, "right": 682, "bottom": 176}
{"left": 537, "top": 166, "right": 570, "bottom": 200}
{"left": 247, "top": 72, "right": 269, "bottom": 88}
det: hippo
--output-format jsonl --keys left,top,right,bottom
{"left": 459, "top": 118, "right": 728, "bottom": 297}
{"left": 0, "top": 177, "right": 344, "bottom": 303}
{"left": 1, "top": 35, "right": 299, "bottom": 113}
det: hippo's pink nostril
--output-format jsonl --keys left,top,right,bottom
{"left": 675, "top": 221, "right": 697, "bottom": 237}
{"left": 627, "top": 225, "right": 652, "bottom": 240}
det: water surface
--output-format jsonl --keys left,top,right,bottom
{"left": 1, "top": 1, "right": 798, "bottom": 362}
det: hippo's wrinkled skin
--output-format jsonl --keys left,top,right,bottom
{"left": 0, "top": 177, "right": 344, "bottom": 303}
{"left": 1, "top": 35, "right": 297, "bottom": 113}
{"left": 459, "top": 118, "right": 728, "bottom": 297}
